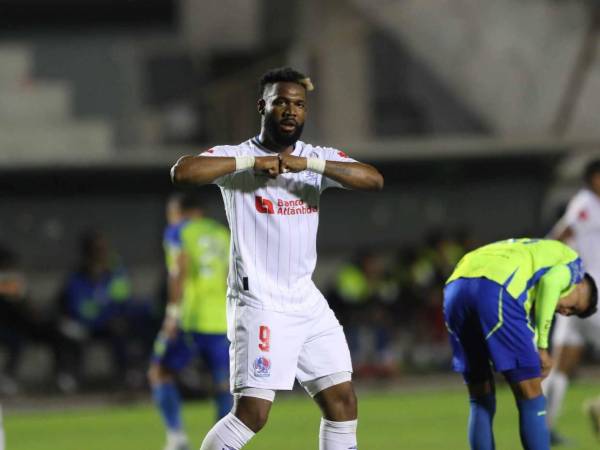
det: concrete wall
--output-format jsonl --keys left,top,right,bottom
{"left": 350, "top": 0, "right": 600, "bottom": 138}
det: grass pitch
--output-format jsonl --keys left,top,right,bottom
{"left": 6, "top": 380, "right": 600, "bottom": 449}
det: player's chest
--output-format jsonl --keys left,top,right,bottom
{"left": 237, "top": 173, "right": 320, "bottom": 218}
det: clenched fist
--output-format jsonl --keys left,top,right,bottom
{"left": 279, "top": 154, "right": 307, "bottom": 173}
{"left": 254, "top": 156, "right": 281, "bottom": 178}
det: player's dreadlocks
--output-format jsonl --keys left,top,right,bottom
{"left": 259, "top": 67, "right": 314, "bottom": 96}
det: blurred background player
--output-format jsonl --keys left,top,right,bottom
{"left": 543, "top": 159, "right": 600, "bottom": 444}
{"left": 172, "top": 67, "right": 383, "bottom": 450}
{"left": 57, "top": 230, "right": 155, "bottom": 390}
{"left": 444, "top": 238, "right": 598, "bottom": 450}
{"left": 148, "top": 192, "right": 232, "bottom": 450}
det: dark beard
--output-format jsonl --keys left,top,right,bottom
{"left": 264, "top": 114, "right": 304, "bottom": 148}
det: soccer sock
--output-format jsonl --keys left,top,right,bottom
{"left": 199, "top": 412, "right": 255, "bottom": 450}
{"left": 541, "top": 370, "right": 568, "bottom": 428}
{"left": 468, "top": 393, "right": 496, "bottom": 450}
{"left": 517, "top": 395, "right": 550, "bottom": 450}
{"left": 319, "top": 418, "right": 358, "bottom": 450}
{"left": 152, "top": 382, "right": 183, "bottom": 431}
{"left": 215, "top": 391, "right": 234, "bottom": 420}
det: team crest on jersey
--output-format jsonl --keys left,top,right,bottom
{"left": 253, "top": 356, "right": 271, "bottom": 377}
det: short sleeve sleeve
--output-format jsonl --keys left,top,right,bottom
{"left": 198, "top": 146, "right": 237, "bottom": 187}
{"left": 319, "top": 147, "right": 358, "bottom": 191}
{"left": 563, "top": 191, "right": 591, "bottom": 229}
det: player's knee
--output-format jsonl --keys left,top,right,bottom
{"left": 322, "top": 385, "right": 358, "bottom": 421}
{"left": 337, "top": 388, "right": 358, "bottom": 419}
{"left": 233, "top": 396, "right": 272, "bottom": 433}
{"left": 510, "top": 378, "right": 543, "bottom": 400}
{"left": 234, "top": 402, "right": 270, "bottom": 433}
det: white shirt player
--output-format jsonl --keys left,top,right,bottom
{"left": 202, "top": 137, "right": 356, "bottom": 313}
{"left": 561, "top": 188, "right": 600, "bottom": 281}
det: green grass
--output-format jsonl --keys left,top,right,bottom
{"left": 5, "top": 381, "right": 600, "bottom": 449}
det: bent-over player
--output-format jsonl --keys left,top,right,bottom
{"left": 443, "top": 238, "right": 597, "bottom": 450}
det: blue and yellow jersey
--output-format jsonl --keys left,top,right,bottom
{"left": 447, "top": 238, "right": 584, "bottom": 348}
{"left": 164, "top": 218, "right": 229, "bottom": 334}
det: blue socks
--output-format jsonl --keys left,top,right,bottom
{"left": 215, "top": 390, "right": 233, "bottom": 420}
{"left": 152, "top": 382, "right": 183, "bottom": 431}
{"left": 468, "top": 393, "right": 496, "bottom": 450}
{"left": 517, "top": 395, "right": 550, "bottom": 450}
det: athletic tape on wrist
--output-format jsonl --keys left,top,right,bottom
{"left": 235, "top": 156, "right": 255, "bottom": 171}
{"left": 166, "top": 304, "right": 180, "bottom": 319}
{"left": 306, "top": 157, "right": 326, "bottom": 174}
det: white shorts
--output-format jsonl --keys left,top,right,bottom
{"left": 552, "top": 309, "right": 600, "bottom": 348}
{"left": 227, "top": 296, "right": 353, "bottom": 392}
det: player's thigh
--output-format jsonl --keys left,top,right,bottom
{"left": 480, "top": 286, "right": 539, "bottom": 373}
{"left": 453, "top": 315, "right": 494, "bottom": 383}
{"left": 444, "top": 280, "right": 493, "bottom": 382}
{"left": 296, "top": 301, "right": 352, "bottom": 385}
{"left": 229, "top": 300, "right": 305, "bottom": 392}
{"left": 151, "top": 330, "right": 194, "bottom": 372}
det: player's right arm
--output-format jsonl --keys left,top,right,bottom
{"left": 548, "top": 217, "right": 574, "bottom": 243}
{"left": 171, "top": 154, "right": 280, "bottom": 186}
{"left": 548, "top": 191, "right": 589, "bottom": 245}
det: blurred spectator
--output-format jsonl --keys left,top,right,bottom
{"left": 0, "top": 244, "right": 75, "bottom": 394}
{"left": 57, "top": 230, "right": 156, "bottom": 390}
{"left": 0, "top": 245, "right": 28, "bottom": 394}
{"left": 330, "top": 250, "right": 399, "bottom": 378}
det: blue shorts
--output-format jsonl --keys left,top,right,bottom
{"left": 443, "top": 277, "right": 541, "bottom": 383}
{"left": 152, "top": 330, "right": 230, "bottom": 384}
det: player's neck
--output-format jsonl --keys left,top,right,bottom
{"left": 256, "top": 131, "right": 293, "bottom": 155}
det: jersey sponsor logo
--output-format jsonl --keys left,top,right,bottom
{"left": 253, "top": 356, "right": 271, "bottom": 377}
{"left": 255, "top": 196, "right": 275, "bottom": 214}
{"left": 254, "top": 196, "right": 317, "bottom": 216}
{"left": 579, "top": 209, "right": 589, "bottom": 221}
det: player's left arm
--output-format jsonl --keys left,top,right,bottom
{"left": 163, "top": 249, "right": 188, "bottom": 338}
{"left": 279, "top": 154, "right": 383, "bottom": 191}
{"left": 534, "top": 265, "right": 572, "bottom": 349}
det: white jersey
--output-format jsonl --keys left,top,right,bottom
{"left": 562, "top": 188, "right": 600, "bottom": 280}
{"left": 202, "top": 138, "right": 356, "bottom": 313}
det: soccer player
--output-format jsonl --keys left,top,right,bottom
{"left": 149, "top": 192, "right": 232, "bottom": 450}
{"left": 171, "top": 67, "right": 383, "bottom": 450}
{"left": 443, "top": 238, "right": 598, "bottom": 450}
{"left": 542, "top": 159, "right": 600, "bottom": 444}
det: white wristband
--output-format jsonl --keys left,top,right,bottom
{"left": 166, "top": 304, "right": 180, "bottom": 320}
{"left": 235, "top": 155, "right": 255, "bottom": 172}
{"left": 306, "top": 157, "right": 326, "bottom": 174}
